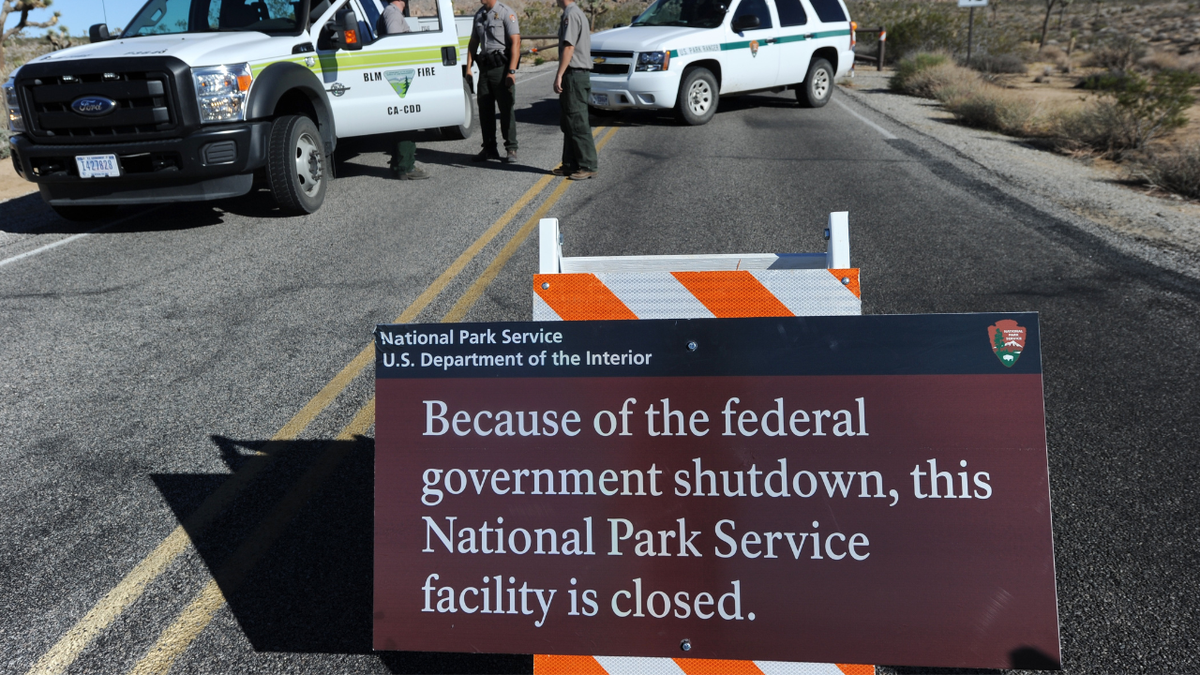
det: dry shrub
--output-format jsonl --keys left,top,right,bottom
{"left": 968, "top": 53, "right": 1028, "bottom": 74}
{"left": 1138, "top": 51, "right": 1181, "bottom": 72}
{"left": 1135, "top": 144, "right": 1200, "bottom": 199}
{"left": 1179, "top": 54, "right": 1200, "bottom": 75}
{"left": 1084, "top": 34, "right": 1147, "bottom": 71}
{"left": 1040, "top": 45, "right": 1065, "bottom": 62}
{"left": 889, "top": 52, "right": 952, "bottom": 96}
{"left": 941, "top": 83, "right": 1041, "bottom": 136}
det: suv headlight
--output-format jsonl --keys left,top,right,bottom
{"left": 635, "top": 51, "right": 670, "bottom": 72}
{"left": 192, "top": 64, "right": 253, "bottom": 123}
{"left": 3, "top": 76, "right": 25, "bottom": 133}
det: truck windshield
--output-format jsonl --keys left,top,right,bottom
{"left": 121, "top": 0, "right": 305, "bottom": 37}
{"left": 631, "top": 0, "right": 728, "bottom": 28}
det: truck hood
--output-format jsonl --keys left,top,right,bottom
{"left": 591, "top": 25, "right": 721, "bottom": 53}
{"left": 26, "top": 32, "right": 294, "bottom": 69}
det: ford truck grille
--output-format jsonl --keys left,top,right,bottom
{"left": 27, "top": 71, "right": 175, "bottom": 138}
{"left": 14, "top": 57, "right": 193, "bottom": 144}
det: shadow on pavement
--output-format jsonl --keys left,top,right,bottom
{"left": 150, "top": 435, "right": 532, "bottom": 674}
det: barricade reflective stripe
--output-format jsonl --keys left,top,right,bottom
{"left": 532, "top": 269, "right": 860, "bottom": 321}
{"left": 533, "top": 655, "right": 872, "bottom": 675}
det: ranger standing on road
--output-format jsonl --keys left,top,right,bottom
{"left": 379, "top": 0, "right": 429, "bottom": 180}
{"left": 467, "top": 0, "right": 521, "bottom": 163}
{"left": 552, "top": 0, "right": 597, "bottom": 180}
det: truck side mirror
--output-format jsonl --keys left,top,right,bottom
{"left": 89, "top": 24, "right": 111, "bottom": 43}
{"left": 731, "top": 14, "right": 760, "bottom": 32}
{"left": 339, "top": 11, "right": 363, "bottom": 51}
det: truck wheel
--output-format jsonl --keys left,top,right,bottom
{"left": 440, "top": 79, "right": 475, "bottom": 141}
{"left": 674, "top": 67, "right": 718, "bottom": 126}
{"left": 51, "top": 205, "right": 119, "bottom": 222}
{"left": 798, "top": 58, "right": 834, "bottom": 108}
{"left": 268, "top": 115, "right": 327, "bottom": 215}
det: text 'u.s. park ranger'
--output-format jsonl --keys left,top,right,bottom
{"left": 552, "top": 0, "right": 597, "bottom": 180}
{"left": 468, "top": 0, "right": 521, "bottom": 163}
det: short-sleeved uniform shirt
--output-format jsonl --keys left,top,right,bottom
{"left": 558, "top": 3, "right": 591, "bottom": 70}
{"left": 473, "top": 2, "right": 519, "bottom": 54}
{"left": 379, "top": 3, "right": 411, "bottom": 34}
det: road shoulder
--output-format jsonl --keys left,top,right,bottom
{"left": 838, "top": 70, "right": 1200, "bottom": 282}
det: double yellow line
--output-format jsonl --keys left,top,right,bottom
{"left": 27, "top": 126, "right": 620, "bottom": 675}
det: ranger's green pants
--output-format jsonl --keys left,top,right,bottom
{"left": 559, "top": 68, "right": 597, "bottom": 173}
{"left": 478, "top": 65, "right": 518, "bottom": 152}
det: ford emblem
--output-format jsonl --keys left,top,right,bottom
{"left": 70, "top": 96, "right": 117, "bottom": 116}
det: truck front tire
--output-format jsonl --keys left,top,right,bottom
{"left": 675, "top": 67, "right": 719, "bottom": 126}
{"left": 268, "top": 114, "right": 327, "bottom": 215}
{"left": 440, "top": 79, "right": 475, "bottom": 141}
{"left": 798, "top": 58, "right": 834, "bottom": 108}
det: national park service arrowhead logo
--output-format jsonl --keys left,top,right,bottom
{"left": 989, "top": 319, "right": 1026, "bottom": 368}
{"left": 749, "top": 40, "right": 759, "bottom": 57}
{"left": 385, "top": 69, "right": 415, "bottom": 98}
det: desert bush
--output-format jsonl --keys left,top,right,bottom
{"left": 1040, "top": 45, "right": 1065, "bottom": 62}
{"left": 941, "top": 82, "right": 1040, "bottom": 136}
{"left": 1084, "top": 34, "right": 1146, "bottom": 71}
{"left": 1054, "top": 69, "right": 1200, "bottom": 156}
{"left": 1138, "top": 50, "right": 1181, "bottom": 72}
{"left": 1135, "top": 143, "right": 1200, "bottom": 199}
{"left": 889, "top": 52, "right": 950, "bottom": 95}
{"left": 967, "top": 53, "right": 1027, "bottom": 74}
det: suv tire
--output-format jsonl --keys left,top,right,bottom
{"left": 440, "top": 79, "right": 475, "bottom": 140}
{"left": 798, "top": 58, "right": 834, "bottom": 108}
{"left": 268, "top": 114, "right": 327, "bottom": 215}
{"left": 674, "top": 67, "right": 719, "bottom": 126}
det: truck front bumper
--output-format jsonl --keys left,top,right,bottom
{"left": 10, "top": 122, "right": 271, "bottom": 206}
{"left": 588, "top": 73, "right": 680, "bottom": 111}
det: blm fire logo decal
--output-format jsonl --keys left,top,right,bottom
{"left": 989, "top": 319, "right": 1026, "bottom": 367}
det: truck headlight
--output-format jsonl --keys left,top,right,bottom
{"left": 192, "top": 64, "right": 253, "bottom": 123}
{"left": 3, "top": 77, "right": 25, "bottom": 133}
{"left": 635, "top": 51, "right": 670, "bottom": 72}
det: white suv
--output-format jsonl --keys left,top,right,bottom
{"left": 588, "top": 0, "right": 854, "bottom": 124}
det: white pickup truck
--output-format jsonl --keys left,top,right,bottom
{"left": 588, "top": 0, "right": 855, "bottom": 124}
{"left": 3, "top": 0, "right": 475, "bottom": 220}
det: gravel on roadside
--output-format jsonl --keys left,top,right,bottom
{"left": 837, "top": 69, "right": 1200, "bottom": 282}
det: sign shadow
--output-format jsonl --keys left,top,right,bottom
{"left": 149, "top": 435, "right": 530, "bottom": 673}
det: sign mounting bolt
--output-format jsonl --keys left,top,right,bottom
{"left": 841, "top": 277, "right": 850, "bottom": 285}
{"left": 687, "top": 341, "right": 698, "bottom": 352}
{"left": 680, "top": 639, "right": 692, "bottom": 652}
{"left": 541, "top": 282, "right": 550, "bottom": 290}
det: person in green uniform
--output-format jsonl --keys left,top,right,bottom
{"left": 467, "top": 0, "right": 521, "bottom": 163}
{"left": 553, "top": 0, "right": 597, "bottom": 180}
{"left": 379, "top": 0, "right": 428, "bottom": 179}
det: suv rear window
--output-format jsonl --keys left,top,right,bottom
{"left": 773, "top": 0, "right": 807, "bottom": 26}
{"left": 808, "top": 0, "right": 845, "bottom": 22}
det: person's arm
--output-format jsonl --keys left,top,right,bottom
{"left": 467, "top": 31, "right": 478, "bottom": 72}
{"left": 506, "top": 34, "right": 521, "bottom": 84}
{"left": 554, "top": 43, "right": 574, "bottom": 94}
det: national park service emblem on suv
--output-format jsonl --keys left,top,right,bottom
{"left": 989, "top": 319, "right": 1026, "bottom": 368}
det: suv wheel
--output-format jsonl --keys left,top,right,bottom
{"left": 675, "top": 67, "right": 718, "bottom": 126}
{"left": 798, "top": 58, "right": 834, "bottom": 108}
{"left": 268, "top": 115, "right": 327, "bottom": 215}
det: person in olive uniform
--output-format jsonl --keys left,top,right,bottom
{"left": 467, "top": 0, "right": 521, "bottom": 163}
{"left": 552, "top": 0, "right": 597, "bottom": 180}
{"left": 379, "top": 0, "right": 428, "bottom": 179}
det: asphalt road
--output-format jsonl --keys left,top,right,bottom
{"left": 1, "top": 62, "right": 1197, "bottom": 674}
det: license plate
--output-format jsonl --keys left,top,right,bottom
{"left": 75, "top": 154, "right": 121, "bottom": 178}
{"left": 590, "top": 93, "right": 609, "bottom": 106}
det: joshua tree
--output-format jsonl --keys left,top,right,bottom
{"left": 1038, "top": 0, "right": 1060, "bottom": 49}
{"left": 1, "top": 0, "right": 61, "bottom": 72}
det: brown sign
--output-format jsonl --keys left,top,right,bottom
{"left": 374, "top": 315, "right": 1060, "bottom": 669}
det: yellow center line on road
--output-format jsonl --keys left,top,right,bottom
{"left": 124, "top": 127, "right": 623, "bottom": 673}
{"left": 127, "top": 399, "right": 377, "bottom": 675}
{"left": 20, "top": 136, "right": 592, "bottom": 675}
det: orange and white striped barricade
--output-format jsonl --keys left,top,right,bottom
{"left": 534, "top": 212, "right": 860, "bottom": 322}
{"left": 530, "top": 212, "right": 872, "bottom": 675}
